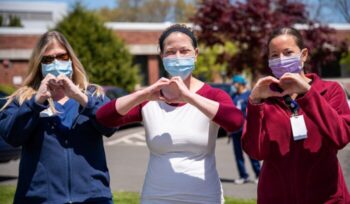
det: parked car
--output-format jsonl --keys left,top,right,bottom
{"left": 0, "top": 90, "right": 21, "bottom": 163}
{"left": 339, "top": 82, "right": 350, "bottom": 107}
{"left": 103, "top": 86, "right": 129, "bottom": 100}
{"left": 327, "top": 80, "right": 350, "bottom": 107}
{"left": 102, "top": 86, "right": 141, "bottom": 129}
{"left": 324, "top": 79, "right": 350, "bottom": 107}
{"left": 208, "top": 83, "right": 234, "bottom": 95}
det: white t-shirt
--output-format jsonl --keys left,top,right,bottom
{"left": 141, "top": 101, "right": 223, "bottom": 204}
{"left": 96, "top": 83, "right": 243, "bottom": 204}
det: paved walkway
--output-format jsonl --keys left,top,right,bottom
{"left": 0, "top": 127, "right": 349, "bottom": 201}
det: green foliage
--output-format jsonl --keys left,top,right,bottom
{"left": 224, "top": 197, "right": 257, "bottom": 204}
{"left": 193, "top": 0, "right": 348, "bottom": 77}
{"left": 0, "top": 185, "right": 15, "bottom": 204}
{"left": 8, "top": 15, "right": 22, "bottom": 27}
{"left": 0, "top": 185, "right": 256, "bottom": 204}
{"left": 340, "top": 35, "right": 350, "bottom": 72}
{"left": 55, "top": 3, "right": 139, "bottom": 91}
{"left": 340, "top": 52, "right": 350, "bottom": 74}
{"left": 195, "top": 41, "right": 238, "bottom": 82}
{"left": 173, "top": 0, "right": 197, "bottom": 22}
{"left": 341, "top": 52, "right": 350, "bottom": 66}
{"left": 0, "top": 84, "right": 16, "bottom": 95}
{"left": 0, "top": 15, "right": 22, "bottom": 27}
{"left": 339, "top": 33, "right": 350, "bottom": 78}
{"left": 113, "top": 191, "right": 140, "bottom": 203}
{"left": 96, "top": 0, "right": 196, "bottom": 22}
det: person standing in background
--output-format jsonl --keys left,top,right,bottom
{"left": 230, "top": 75, "right": 260, "bottom": 184}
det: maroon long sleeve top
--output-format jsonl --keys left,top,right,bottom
{"left": 242, "top": 73, "right": 350, "bottom": 204}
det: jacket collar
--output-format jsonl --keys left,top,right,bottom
{"left": 305, "top": 73, "right": 327, "bottom": 95}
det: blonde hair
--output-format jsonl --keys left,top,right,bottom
{"left": 1, "top": 31, "right": 103, "bottom": 111}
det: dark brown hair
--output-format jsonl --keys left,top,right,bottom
{"left": 158, "top": 24, "right": 198, "bottom": 53}
{"left": 267, "top": 27, "right": 304, "bottom": 50}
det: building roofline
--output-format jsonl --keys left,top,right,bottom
{"left": 0, "top": 22, "right": 349, "bottom": 35}
{"left": 105, "top": 22, "right": 350, "bottom": 31}
{"left": 294, "top": 23, "right": 350, "bottom": 30}
{"left": 328, "top": 24, "right": 350, "bottom": 30}
{"left": 0, "top": 27, "right": 47, "bottom": 35}
{"left": 105, "top": 22, "right": 193, "bottom": 31}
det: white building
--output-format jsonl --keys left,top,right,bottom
{"left": 0, "top": 1, "right": 67, "bottom": 29}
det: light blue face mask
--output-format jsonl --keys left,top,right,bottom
{"left": 162, "top": 56, "right": 195, "bottom": 80}
{"left": 41, "top": 59, "right": 73, "bottom": 78}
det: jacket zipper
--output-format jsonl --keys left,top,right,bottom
{"left": 66, "top": 95, "right": 91, "bottom": 202}
{"left": 67, "top": 102, "right": 85, "bottom": 203}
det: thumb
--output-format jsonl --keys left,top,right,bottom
{"left": 41, "top": 91, "right": 52, "bottom": 99}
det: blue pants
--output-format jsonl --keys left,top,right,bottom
{"left": 231, "top": 130, "right": 260, "bottom": 179}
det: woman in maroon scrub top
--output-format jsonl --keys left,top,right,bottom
{"left": 242, "top": 27, "right": 350, "bottom": 204}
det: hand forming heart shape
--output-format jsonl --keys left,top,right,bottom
{"left": 250, "top": 74, "right": 311, "bottom": 103}
{"left": 160, "top": 81, "right": 181, "bottom": 102}
{"left": 273, "top": 73, "right": 311, "bottom": 96}
{"left": 48, "top": 78, "right": 61, "bottom": 87}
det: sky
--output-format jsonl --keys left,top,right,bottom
{"left": 0, "top": 0, "right": 348, "bottom": 23}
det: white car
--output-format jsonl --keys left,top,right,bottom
{"left": 337, "top": 81, "right": 350, "bottom": 107}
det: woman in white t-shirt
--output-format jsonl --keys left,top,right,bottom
{"left": 96, "top": 24, "right": 244, "bottom": 204}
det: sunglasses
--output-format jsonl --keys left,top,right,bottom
{"left": 41, "top": 53, "right": 70, "bottom": 64}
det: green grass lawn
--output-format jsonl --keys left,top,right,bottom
{"left": 0, "top": 185, "right": 256, "bottom": 204}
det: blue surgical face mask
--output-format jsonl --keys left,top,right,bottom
{"left": 268, "top": 54, "right": 303, "bottom": 78}
{"left": 41, "top": 59, "right": 73, "bottom": 78}
{"left": 231, "top": 85, "right": 237, "bottom": 94}
{"left": 162, "top": 56, "right": 195, "bottom": 80}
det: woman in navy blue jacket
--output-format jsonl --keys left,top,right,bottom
{"left": 0, "top": 31, "right": 116, "bottom": 204}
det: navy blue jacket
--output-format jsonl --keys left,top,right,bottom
{"left": 0, "top": 88, "right": 116, "bottom": 203}
{"left": 230, "top": 90, "right": 250, "bottom": 135}
{"left": 232, "top": 90, "right": 250, "bottom": 118}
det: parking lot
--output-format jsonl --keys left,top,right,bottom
{"left": 1, "top": 126, "right": 350, "bottom": 200}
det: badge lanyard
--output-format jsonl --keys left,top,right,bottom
{"left": 283, "top": 95, "right": 299, "bottom": 116}
{"left": 284, "top": 95, "right": 307, "bottom": 141}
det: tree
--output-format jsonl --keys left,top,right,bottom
{"left": 139, "top": 0, "right": 172, "bottom": 22}
{"left": 341, "top": 50, "right": 350, "bottom": 72}
{"left": 300, "top": 0, "right": 349, "bottom": 23}
{"left": 8, "top": 15, "right": 22, "bottom": 27}
{"left": 336, "top": 0, "right": 350, "bottom": 23}
{"left": 195, "top": 41, "right": 238, "bottom": 82}
{"left": 191, "top": 0, "right": 348, "bottom": 78}
{"left": 55, "top": 3, "right": 139, "bottom": 91}
{"left": 0, "top": 15, "right": 23, "bottom": 27}
{"left": 96, "top": 0, "right": 196, "bottom": 22}
{"left": 174, "top": 0, "right": 197, "bottom": 22}
{"left": 300, "top": 0, "right": 335, "bottom": 23}
{"left": 97, "top": 0, "right": 143, "bottom": 22}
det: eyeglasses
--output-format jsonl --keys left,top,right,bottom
{"left": 41, "top": 53, "right": 70, "bottom": 64}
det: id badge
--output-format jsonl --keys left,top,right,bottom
{"left": 290, "top": 115, "right": 307, "bottom": 141}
